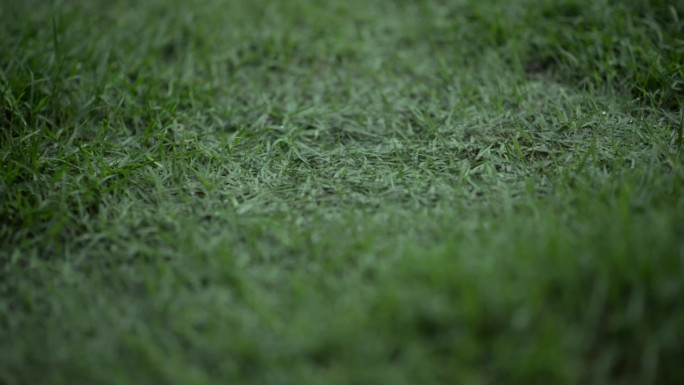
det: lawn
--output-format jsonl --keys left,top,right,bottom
{"left": 1, "top": 0, "right": 683, "bottom": 384}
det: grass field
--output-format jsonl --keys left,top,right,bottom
{"left": 1, "top": 0, "right": 683, "bottom": 384}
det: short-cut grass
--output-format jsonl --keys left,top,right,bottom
{"left": 1, "top": 0, "right": 683, "bottom": 384}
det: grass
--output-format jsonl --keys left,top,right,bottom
{"left": 1, "top": 0, "right": 683, "bottom": 384}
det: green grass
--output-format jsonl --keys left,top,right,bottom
{"left": 1, "top": 0, "right": 683, "bottom": 384}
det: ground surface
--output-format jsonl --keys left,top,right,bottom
{"left": 1, "top": 0, "right": 683, "bottom": 384}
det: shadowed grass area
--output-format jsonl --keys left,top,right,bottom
{"left": 1, "top": 0, "right": 683, "bottom": 384}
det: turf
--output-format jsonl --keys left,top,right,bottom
{"left": 1, "top": 0, "right": 683, "bottom": 384}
